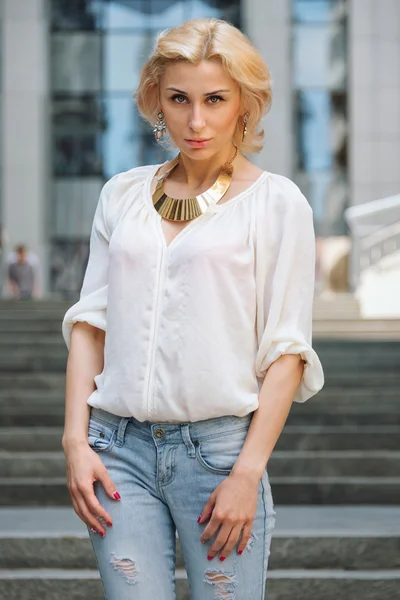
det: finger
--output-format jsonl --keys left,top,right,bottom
{"left": 207, "top": 522, "right": 233, "bottom": 558}
{"left": 70, "top": 494, "right": 86, "bottom": 525}
{"left": 198, "top": 492, "right": 216, "bottom": 524}
{"left": 79, "top": 481, "right": 114, "bottom": 527}
{"left": 217, "top": 524, "right": 244, "bottom": 559}
{"left": 200, "top": 511, "right": 222, "bottom": 545}
{"left": 96, "top": 462, "right": 121, "bottom": 502}
{"left": 236, "top": 522, "right": 253, "bottom": 555}
{"left": 70, "top": 491, "right": 104, "bottom": 535}
{"left": 75, "top": 492, "right": 107, "bottom": 536}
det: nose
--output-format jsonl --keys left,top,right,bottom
{"left": 188, "top": 104, "right": 206, "bottom": 133}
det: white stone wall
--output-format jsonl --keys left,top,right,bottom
{"left": 1, "top": 0, "right": 50, "bottom": 296}
{"left": 350, "top": 0, "right": 400, "bottom": 206}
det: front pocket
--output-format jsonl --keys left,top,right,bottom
{"left": 87, "top": 418, "right": 117, "bottom": 453}
{"left": 195, "top": 427, "right": 249, "bottom": 474}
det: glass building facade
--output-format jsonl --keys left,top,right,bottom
{"left": 49, "top": 0, "right": 241, "bottom": 296}
{"left": 292, "top": 0, "right": 348, "bottom": 237}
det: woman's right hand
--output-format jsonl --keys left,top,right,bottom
{"left": 64, "top": 441, "right": 121, "bottom": 536}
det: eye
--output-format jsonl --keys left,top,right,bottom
{"left": 207, "top": 95, "right": 224, "bottom": 104}
{"left": 171, "top": 94, "right": 187, "bottom": 103}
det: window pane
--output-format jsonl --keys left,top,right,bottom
{"left": 53, "top": 178, "right": 103, "bottom": 237}
{"left": 50, "top": 239, "right": 90, "bottom": 298}
{"left": 52, "top": 33, "right": 102, "bottom": 92}
{"left": 104, "top": 0, "right": 187, "bottom": 30}
{"left": 294, "top": 169, "right": 347, "bottom": 235}
{"left": 53, "top": 135, "right": 104, "bottom": 176}
{"left": 293, "top": 0, "right": 346, "bottom": 23}
{"left": 102, "top": 96, "right": 140, "bottom": 176}
{"left": 51, "top": 0, "right": 104, "bottom": 31}
{"left": 295, "top": 90, "right": 347, "bottom": 172}
{"left": 294, "top": 89, "right": 348, "bottom": 235}
{"left": 186, "top": 0, "right": 221, "bottom": 19}
{"left": 295, "top": 90, "right": 332, "bottom": 171}
{"left": 104, "top": 0, "right": 239, "bottom": 30}
{"left": 104, "top": 32, "right": 156, "bottom": 92}
{"left": 53, "top": 96, "right": 105, "bottom": 176}
{"left": 293, "top": 23, "right": 347, "bottom": 89}
{"left": 187, "top": 0, "right": 240, "bottom": 24}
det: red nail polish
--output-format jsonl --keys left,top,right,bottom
{"left": 238, "top": 549, "right": 243, "bottom": 555}
{"left": 107, "top": 521, "right": 112, "bottom": 527}
{"left": 197, "top": 516, "right": 201, "bottom": 523}
{"left": 207, "top": 555, "right": 213, "bottom": 561}
{"left": 219, "top": 556, "right": 226, "bottom": 561}
{"left": 113, "top": 491, "right": 121, "bottom": 500}
{"left": 99, "top": 531, "right": 105, "bottom": 537}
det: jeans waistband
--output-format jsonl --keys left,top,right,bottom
{"left": 90, "top": 406, "right": 254, "bottom": 440}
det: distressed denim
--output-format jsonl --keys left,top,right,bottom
{"left": 87, "top": 406, "right": 276, "bottom": 600}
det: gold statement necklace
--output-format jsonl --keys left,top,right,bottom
{"left": 152, "top": 146, "right": 239, "bottom": 221}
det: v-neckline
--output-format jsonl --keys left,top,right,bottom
{"left": 145, "top": 162, "right": 269, "bottom": 251}
{"left": 157, "top": 207, "right": 209, "bottom": 251}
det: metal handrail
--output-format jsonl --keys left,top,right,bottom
{"left": 344, "top": 194, "right": 400, "bottom": 290}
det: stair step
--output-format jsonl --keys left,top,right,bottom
{"left": 2, "top": 476, "right": 400, "bottom": 506}
{"left": 0, "top": 373, "right": 65, "bottom": 390}
{"left": 1, "top": 386, "right": 400, "bottom": 402}
{"left": 3, "top": 534, "right": 400, "bottom": 571}
{"left": 0, "top": 311, "right": 67, "bottom": 320}
{"left": 0, "top": 569, "right": 399, "bottom": 599}
{"left": 0, "top": 337, "right": 65, "bottom": 346}
{"left": 0, "top": 321, "right": 64, "bottom": 332}
{"left": 2, "top": 425, "right": 400, "bottom": 452}
{"left": 285, "top": 413, "right": 400, "bottom": 426}
{"left": 3, "top": 410, "right": 400, "bottom": 428}
{"left": 312, "top": 322, "right": 400, "bottom": 340}
{"left": 0, "top": 356, "right": 67, "bottom": 372}
{"left": 0, "top": 300, "right": 73, "bottom": 310}
{"left": 2, "top": 450, "right": 400, "bottom": 479}
{"left": 276, "top": 426, "right": 400, "bottom": 451}
{"left": 0, "top": 339, "right": 398, "bottom": 357}
{"left": 1, "top": 506, "right": 399, "bottom": 571}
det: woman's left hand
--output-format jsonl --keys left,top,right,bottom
{"left": 198, "top": 471, "right": 259, "bottom": 560}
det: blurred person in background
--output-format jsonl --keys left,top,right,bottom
{"left": 7, "top": 244, "right": 38, "bottom": 300}
{"left": 61, "top": 18, "right": 324, "bottom": 600}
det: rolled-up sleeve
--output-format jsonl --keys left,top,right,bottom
{"left": 61, "top": 175, "right": 118, "bottom": 350}
{"left": 254, "top": 174, "right": 324, "bottom": 402}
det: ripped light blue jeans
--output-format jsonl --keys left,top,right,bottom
{"left": 87, "top": 406, "right": 276, "bottom": 600}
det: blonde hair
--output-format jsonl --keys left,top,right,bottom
{"left": 136, "top": 18, "right": 272, "bottom": 154}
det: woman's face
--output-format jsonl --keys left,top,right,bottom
{"left": 159, "top": 60, "right": 242, "bottom": 159}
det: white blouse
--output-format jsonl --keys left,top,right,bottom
{"left": 62, "top": 163, "right": 324, "bottom": 423}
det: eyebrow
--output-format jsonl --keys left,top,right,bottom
{"left": 166, "top": 87, "right": 231, "bottom": 95}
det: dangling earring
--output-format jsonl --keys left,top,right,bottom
{"left": 153, "top": 110, "right": 167, "bottom": 141}
{"left": 242, "top": 113, "right": 249, "bottom": 142}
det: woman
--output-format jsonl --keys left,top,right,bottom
{"left": 62, "top": 17, "right": 324, "bottom": 600}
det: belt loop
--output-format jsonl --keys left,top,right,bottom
{"left": 180, "top": 423, "right": 196, "bottom": 457}
{"left": 116, "top": 417, "right": 130, "bottom": 447}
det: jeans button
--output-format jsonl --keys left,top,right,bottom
{"left": 154, "top": 428, "right": 165, "bottom": 439}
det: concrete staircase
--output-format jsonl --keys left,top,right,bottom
{"left": 1, "top": 506, "right": 400, "bottom": 600}
{"left": 1, "top": 298, "right": 400, "bottom": 599}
